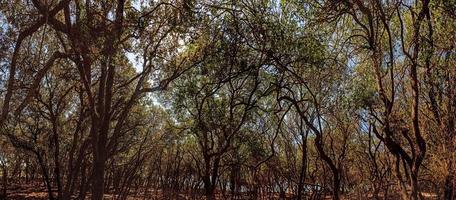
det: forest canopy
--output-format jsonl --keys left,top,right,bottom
{"left": 0, "top": 0, "right": 455, "bottom": 199}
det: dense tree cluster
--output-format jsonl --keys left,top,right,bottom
{"left": 0, "top": 0, "right": 455, "bottom": 199}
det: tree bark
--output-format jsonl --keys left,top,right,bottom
{"left": 297, "top": 130, "right": 308, "bottom": 200}
{"left": 1, "top": 162, "right": 7, "bottom": 199}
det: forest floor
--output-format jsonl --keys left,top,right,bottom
{"left": 2, "top": 182, "right": 439, "bottom": 200}
{"left": 3, "top": 183, "right": 308, "bottom": 200}
{"left": 4, "top": 182, "right": 48, "bottom": 200}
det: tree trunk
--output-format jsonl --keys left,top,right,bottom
{"left": 297, "top": 130, "right": 308, "bottom": 200}
{"left": 92, "top": 148, "right": 107, "bottom": 200}
{"left": 1, "top": 163, "right": 7, "bottom": 199}
{"left": 36, "top": 153, "right": 55, "bottom": 200}
{"left": 444, "top": 173, "right": 454, "bottom": 200}
{"left": 410, "top": 172, "right": 421, "bottom": 200}
{"left": 332, "top": 171, "right": 341, "bottom": 200}
{"left": 51, "top": 118, "right": 62, "bottom": 200}
{"left": 203, "top": 176, "right": 215, "bottom": 200}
